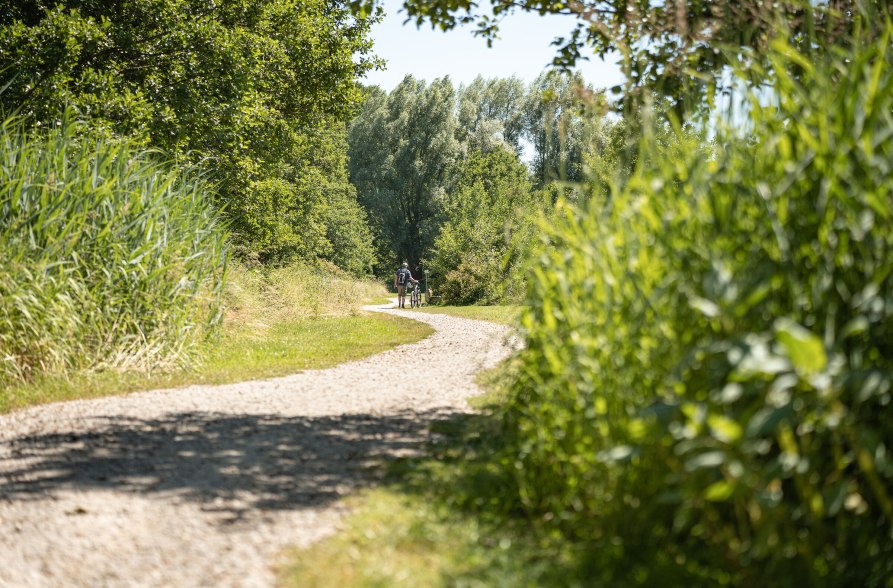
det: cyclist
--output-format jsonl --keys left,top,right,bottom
{"left": 394, "top": 262, "right": 418, "bottom": 308}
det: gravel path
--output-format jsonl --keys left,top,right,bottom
{"left": 0, "top": 303, "right": 516, "bottom": 588}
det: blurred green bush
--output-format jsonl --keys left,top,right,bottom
{"left": 504, "top": 29, "right": 893, "bottom": 586}
{"left": 0, "top": 117, "right": 228, "bottom": 385}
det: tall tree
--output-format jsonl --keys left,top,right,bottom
{"left": 348, "top": 76, "right": 458, "bottom": 270}
{"left": 524, "top": 71, "right": 593, "bottom": 189}
{"left": 0, "top": 0, "right": 381, "bottom": 266}
{"left": 456, "top": 76, "right": 526, "bottom": 155}
{"left": 429, "top": 146, "right": 537, "bottom": 304}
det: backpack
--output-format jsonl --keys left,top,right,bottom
{"left": 397, "top": 268, "right": 409, "bottom": 285}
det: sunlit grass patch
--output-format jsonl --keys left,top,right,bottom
{"left": 416, "top": 304, "right": 522, "bottom": 326}
{"left": 278, "top": 423, "right": 555, "bottom": 588}
{"left": 279, "top": 489, "right": 475, "bottom": 587}
{"left": 469, "top": 358, "right": 519, "bottom": 410}
{"left": 204, "top": 312, "right": 432, "bottom": 383}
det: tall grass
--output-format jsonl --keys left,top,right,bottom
{"left": 223, "top": 261, "right": 386, "bottom": 329}
{"left": 0, "top": 261, "right": 428, "bottom": 413}
{"left": 0, "top": 116, "right": 228, "bottom": 386}
{"left": 500, "top": 27, "right": 893, "bottom": 586}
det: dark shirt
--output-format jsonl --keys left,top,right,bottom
{"left": 396, "top": 267, "right": 412, "bottom": 285}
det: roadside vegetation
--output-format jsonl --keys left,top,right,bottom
{"left": 1, "top": 261, "right": 431, "bottom": 413}
{"left": 0, "top": 117, "right": 228, "bottom": 388}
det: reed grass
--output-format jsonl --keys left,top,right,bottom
{"left": 0, "top": 115, "right": 228, "bottom": 386}
{"left": 0, "top": 262, "right": 431, "bottom": 413}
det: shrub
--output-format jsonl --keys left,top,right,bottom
{"left": 504, "top": 29, "right": 893, "bottom": 586}
{"left": 429, "top": 148, "right": 537, "bottom": 305}
{"left": 0, "top": 117, "right": 228, "bottom": 385}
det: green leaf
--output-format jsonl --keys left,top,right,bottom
{"left": 689, "top": 296, "right": 720, "bottom": 318}
{"left": 704, "top": 480, "right": 735, "bottom": 502}
{"left": 745, "top": 405, "right": 793, "bottom": 438}
{"left": 824, "top": 480, "right": 849, "bottom": 516}
{"left": 707, "top": 414, "right": 743, "bottom": 443}
{"left": 597, "top": 444, "right": 637, "bottom": 463}
{"left": 685, "top": 451, "right": 726, "bottom": 471}
{"left": 774, "top": 318, "right": 827, "bottom": 375}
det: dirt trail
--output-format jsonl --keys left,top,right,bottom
{"left": 0, "top": 303, "right": 515, "bottom": 588}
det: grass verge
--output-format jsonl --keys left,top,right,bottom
{"left": 415, "top": 304, "right": 522, "bottom": 326}
{"left": 277, "top": 420, "right": 548, "bottom": 588}
{"left": 0, "top": 312, "right": 432, "bottom": 414}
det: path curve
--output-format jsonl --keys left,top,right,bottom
{"left": 0, "top": 303, "right": 515, "bottom": 588}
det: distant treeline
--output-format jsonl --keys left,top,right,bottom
{"left": 349, "top": 72, "right": 622, "bottom": 302}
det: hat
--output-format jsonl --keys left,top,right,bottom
{"left": 402, "top": 262, "right": 408, "bottom": 268}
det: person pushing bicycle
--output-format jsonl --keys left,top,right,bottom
{"left": 394, "top": 262, "right": 418, "bottom": 309}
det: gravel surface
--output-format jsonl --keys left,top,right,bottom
{"left": 0, "top": 303, "right": 516, "bottom": 588}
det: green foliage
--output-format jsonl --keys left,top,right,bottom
{"left": 0, "top": 116, "right": 228, "bottom": 386}
{"left": 1, "top": 0, "right": 377, "bottom": 139}
{"left": 523, "top": 71, "right": 595, "bottom": 188}
{"left": 348, "top": 76, "right": 459, "bottom": 270}
{"left": 349, "top": 72, "right": 617, "bottom": 296}
{"left": 391, "top": 0, "right": 885, "bottom": 118}
{"left": 0, "top": 0, "right": 379, "bottom": 267}
{"left": 230, "top": 123, "right": 376, "bottom": 272}
{"left": 1, "top": 262, "right": 425, "bottom": 413}
{"left": 429, "top": 148, "right": 538, "bottom": 305}
{"left": 502, "top": 28, "right": 893, "bottom": 586}
{"left": 322, "top": 185, "right": 377, "bottom": 277}
{"left": 456, "top": 76, "right": 526, "bottom": 155}
{"left": 223, "top": 261, "right": 386, "bottom": 324}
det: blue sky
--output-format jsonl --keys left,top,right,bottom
{"left": 361, "top": 0, "right": 624, "bottom": 91}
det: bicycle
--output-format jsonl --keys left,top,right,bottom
{"left": 409, "top": 282, "right": 421, "bottom": 308}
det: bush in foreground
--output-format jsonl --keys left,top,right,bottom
{"left": 504, "top": 29, "right": 893, "bottom": 586}
{"left": 0, "top": 118, "right": 228, "bottom": 385}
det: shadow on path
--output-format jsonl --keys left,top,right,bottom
{"left": 0, "top": 409, "right": 452, "bottom": 521}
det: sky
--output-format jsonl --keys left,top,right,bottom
{"left": 361, "top": 0, "right": 624, "bottom": 91}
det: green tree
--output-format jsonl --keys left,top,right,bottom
{"left": 0, "top": 0, "right": 380, "bottom": 268}
{"left": 348, "top": 76, "right": 458, "bottom": 270}
{"left": 523, "top": 71, "right": 593, "bottom": 189}
{"left": 456, "top": 76, "right": 526, "bottom": 155}
{"left": 429, "top": 147, "right": 537, "bottom": 304}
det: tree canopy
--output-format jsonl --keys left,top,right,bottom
{"left": 348, "top": 76, "right": 459, "bottom": 270}
{"left": 429, "top": 146, "right": 538, "bottom": 304}
{"left": 0, "top": 0, "right": 381, "bottom": 267}
{"left": 1, "top": 0, "right": 378, "bottom": 143}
